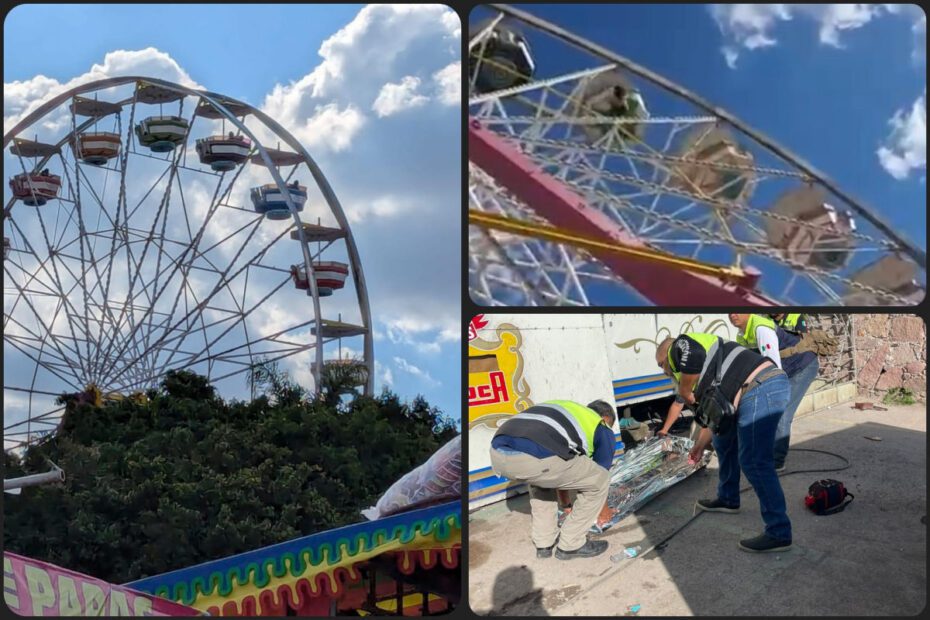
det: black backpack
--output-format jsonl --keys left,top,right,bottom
{"left": 694, "top": 338, "right": 737, "bottom": 434}
{"left": 804, "top": 479, "right": 854, "bottom": 515}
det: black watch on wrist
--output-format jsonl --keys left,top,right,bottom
{"left": 674, "top": 394, "right": 687, "bottom": 404}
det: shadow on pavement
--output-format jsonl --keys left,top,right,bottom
{"left": 471, "top": 415, "right": 927, "bottom": 616}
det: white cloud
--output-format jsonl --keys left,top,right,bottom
{"left": 710, "top": 4, "right": 925, "bottom": 68}
{"left": 372, "top": 76, "right": 429, "bottom": 117}
{"left": 343, "top": 195, "right": 411, "bottom": 224}
{"left": 913, "top": 14, "right": 927, "bottom": 63}
{"left": 298, "top": 103, "right": 366, "bottom": 152}
{"left": 4, "top": 47, "right": 200, "bottom": 133}
{"left": 432, "top": 62, "right": 461, "bottom": 106}
{"left": 375, "top": 360, "right": 393, "bottom": 388}
{"left": 877, "top": 91, "right": 927, "bottom": 180}
{"left": 393, "top": 356, "right": 439, "bottom": 386}
{"left": 383, "top": 318, "right": 458, "bottom": 355}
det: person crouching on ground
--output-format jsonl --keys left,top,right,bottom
{"left": 656, "top": 334, "right": 793, "bottom": 553}
{"left": 490, "top": 400, "right": 616, "bottom": 560}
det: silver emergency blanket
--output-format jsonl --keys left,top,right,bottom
{"left": 559, "top": 436, "right": 710, "bottom": 533}
{"left": 361, "top": 434, "right": 461, "bottom": 520}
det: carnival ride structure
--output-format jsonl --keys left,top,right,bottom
{"left": 468, "top": 5, "right": 926, "bottom": 307}
{"left": 3, "top": 77, "right": 373, "bottom": 451}
{"left": 124, "top": 436, "right": 463, "bottom": 616}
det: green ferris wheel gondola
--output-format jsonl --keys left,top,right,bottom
{"left": 135, "top": 116, "right": 189, "bottom": 153}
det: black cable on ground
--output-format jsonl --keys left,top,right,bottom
{"left": 553, "top": 445, "right": 852, "bottom": 613}
{"left": 650, "top": 446, "right": 851, "bottom": 553}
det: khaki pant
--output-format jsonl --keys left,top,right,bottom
{"left": 490, "top": 449, "right": 610, "bottom": 552}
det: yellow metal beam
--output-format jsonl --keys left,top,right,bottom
{"left": 469, "top": 209, "right": 750, "bottom": 284}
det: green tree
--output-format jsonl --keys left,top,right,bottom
{"left": 3, "top": 369, "right": 457, "bottom": 583}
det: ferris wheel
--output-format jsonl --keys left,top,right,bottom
{"left": 468, "top": 5, "right": 926, "bottom": 307}
{"left": 3, "top": 76, "right": 373, "bottom": 450}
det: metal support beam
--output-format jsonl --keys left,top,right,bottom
{"left": 469, "top": 118, "right": 775, "bottom": 306}
{"left": 4, "top": 467, "right": 65, "bottom": 493}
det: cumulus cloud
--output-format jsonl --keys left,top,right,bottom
{"left": 372, "top": 76, "right": 429, "bottom": 117}
{"left": 299, "top": 103, "right": 367, "bottom": 152}
{"left": 375, "top": 360, "right": 393, "bottom": 388}
{"left": 393, "top": 356, "right": 439, "bottom": 386}
{"left": 4, "top": 47, "right": 200, "bottom": 133}
{"left": 255, "top": 4, "right": 461, "bottom": 336}
{"left": 877, "top": 91, "right": 927, "bottom": 180}
{"left": 385, "top": 318, "right": 458, "bottom": 355}
{"left": 259, "top": 4, "right": 459, "bottom": 128}
{"left": 342, "top": 195, "right": 412, "bottom": 224}
{"left": 710, "top": 4, "right": 925, "bottom": 68}
{"left": 432, "top": 62, "right": 461, "bottom": 106}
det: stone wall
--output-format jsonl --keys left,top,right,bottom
{"left": 853, "top": 314, "right": 926, "bottom": 398}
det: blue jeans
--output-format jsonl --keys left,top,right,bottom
{"left": 712, "top": 372, "right": 792, "bottom": 541}
{"left": 774, "top": 357, "right": 819, "bottom": 466}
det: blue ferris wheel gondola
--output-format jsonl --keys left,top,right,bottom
{"left": 250, "top": 181, "right": 308, "bottom": 220}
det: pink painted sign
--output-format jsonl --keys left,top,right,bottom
{"left": 3, "top": 553, "right": 201, "bottom": 616}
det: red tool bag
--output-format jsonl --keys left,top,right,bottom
{"left": 804, "top": 479, "right": 854, "bottom": 515}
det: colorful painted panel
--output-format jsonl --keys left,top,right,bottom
{"left": 467, "top": 315, "right": 532, "bottom": 428}
{"left": 3, "top": 553, "right": 201, "bottom": 616}
{"left": 124, "top": 502, "right": 461, "bottom": 616}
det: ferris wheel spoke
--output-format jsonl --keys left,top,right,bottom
{"left": 4, "top": 330, "right": 84, "bottom": 389}
{"left": 6, "top": 234, "right": 92, "bottom": 376}
{"left": 105, "top": 220, "right": 295, "bottom": 389}
{"left": 157, "top": 272, "right": 292, "bottom": 373}
{"left": 135, "top": 216, "right": 266, "bottom": 358}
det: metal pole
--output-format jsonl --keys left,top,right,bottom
{"left": 4, "top": 468, "right": 65, "bottom": 492}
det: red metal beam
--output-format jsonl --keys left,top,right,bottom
{"left": 468, "top": 118, "right": 775, "bottom": 306}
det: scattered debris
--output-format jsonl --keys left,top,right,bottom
{"left": 625, "top": 604, "right": 642, "bottom": 615}
{"left": 864, "top": 436, "right": 883, "bottom": 442}
{"left": 610, "top": 546, "right": 642, "bottom": 562}
{"left": 853, "top": 402, "right": 873, "bottom": 410}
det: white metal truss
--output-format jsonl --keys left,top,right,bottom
{"left": 469, "top": 5, "right": 926, "bottom": 307}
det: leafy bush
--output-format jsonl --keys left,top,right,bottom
{"left": 3, "top": 367, "right": 457, "bottom": 583}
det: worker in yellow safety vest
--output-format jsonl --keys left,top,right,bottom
{"left": 729, "top": 314, "right": 781, "bottom": 368}
{"left": 490, "top": 400, "right": 617, "bottom": 560}
{"left": 655, "top": 333, "right": 792, "bottom": 553}
{"left": 770, "top": 313, "right": 808, "bottom": 338}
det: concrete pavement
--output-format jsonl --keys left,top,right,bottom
{"left": 468, "top": 401, "right": 927, "bottom": 616}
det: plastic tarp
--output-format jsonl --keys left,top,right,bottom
{"left": 362, "top": 435, "right": 461, "bottom": 520}
{"left": 561, "top": 436, "right": 710, "bottom": 533}
{"left": 3, "top": 552, "right": 203, "bottom": 616}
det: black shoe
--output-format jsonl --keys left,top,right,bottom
{"left": 774, "top": 463, "right": 787, "bottom": 473}
{"left": 555, "top": 539, "right": 609, "bottom": 560}
{"left": 697, "top": 498, "right": 740, "bottom": 513}
{"left": 739, "top": 534, "right": 792, "bottom": 553}
{"left": 536, "top": 544, "right": 555, "bottom": 559}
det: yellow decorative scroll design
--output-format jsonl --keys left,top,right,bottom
{"left": 468, "top": 323, "right": 532, "bottom": 429}
{"left": 615, "top": 316, "right": 732, "bottom": 353}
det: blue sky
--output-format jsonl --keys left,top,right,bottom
{"left": 4, "top": 4, "right": 461, "bottom": 422}
{"left": 470, "top": 4, "right": 926, "bottom": 305}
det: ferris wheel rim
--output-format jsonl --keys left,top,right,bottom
{"left": 475, "top": 4, "right": 926, "bottom": 268}
{"left": 4, "top": 76, "right": 374, "bottom": 436}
